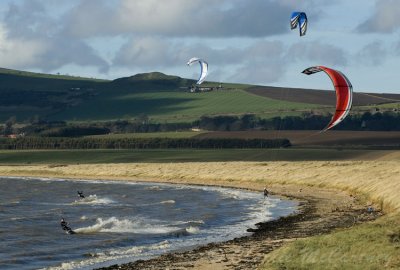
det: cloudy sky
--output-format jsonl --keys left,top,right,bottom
{"left": 0, "top": 0, "right": 399, "bottom": 93}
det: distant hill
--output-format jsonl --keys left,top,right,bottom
{"left": 0, "top": 68, "right": 110, "bottom": 121}
{"left": 0, "top": 68, "right": 399, "bottom": 123}
{"left": 0, "top": 67, "right": 108, "bottom": 82}
{"left": 111, "top": 72, "right": 194, "bottom": 91}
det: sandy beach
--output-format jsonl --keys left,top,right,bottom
{"left": 0, "top": 160, "right": 398, "bottom": 269}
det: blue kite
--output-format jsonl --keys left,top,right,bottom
{"left": 290, "top": 12, "right": 308, "bottom": 36}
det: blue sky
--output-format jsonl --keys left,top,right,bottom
{"left": 0, "top": 0, "right": 399, "bottom": 93}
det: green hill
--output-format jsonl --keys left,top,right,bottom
{"left": 0, "top": 68, "right": 399, "bottom": 123}
{"left": 0, "top": 68, "right": 109, "bottom": 121}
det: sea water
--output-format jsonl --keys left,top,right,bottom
{"left": 0, "top": 177, "right": 297, "bottom": 270}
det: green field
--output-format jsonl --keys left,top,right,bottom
{"left": 52, "top": 89, "right": 319, "bottom": 122}
{"left": 0, "top": 148, "right": 394, "bottom": 165}
{"left": 355, "top": 102, "right": 400, "bottom": 111}
{"left": 1, "top": 67, "right": 398, "bottom": 124}
{"left": 0, "top": 68, "right": 321, "bottom": 123}
{"left": 86, "top": 131, "right": 204, "bottom": 139}
{"left": 0, "top": 68, "right": 108, "bottom": 121}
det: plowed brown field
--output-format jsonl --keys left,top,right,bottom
{"left": 247, "top": 86, "right": 400, "bottom": 106}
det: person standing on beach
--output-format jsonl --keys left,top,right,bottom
{"left": 263, "top": 187, "right": 269, "bottom": 198}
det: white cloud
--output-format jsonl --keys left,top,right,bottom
{"left": 113, "top": 37, "right": 289, "bottom": 83}
{"left": 0, "top": 24, "right": 48, "bottom": 68}
{"left": 1, "top": 0, "right": 399, "bottom": 93}
{"left": 355, "top": 41, "right": 387, "bottom": 66}
{"left": 1, "top": 0, "right": 109, "bottom": 72}
{"left": 114, "top": 37, "right": 176, "bottom": 67}
{"left": 286, "top": 42, "right": 348, "bottom": 67}
{"left": 357, "top": 0, "right": 400, "bottom": 33}
{"left": 65, "top": 0, "right": 297, "bottom": 38}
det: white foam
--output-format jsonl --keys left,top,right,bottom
{"left": 41, "top": 240, "right": 171, "bottom": 270}
{"left": 160, "top": 200, "right": 175, "bottom": 204}
{"left": 74, "top": 217, "right": 188, "bottom": 235}
{"left": 186, "top": 226, "right": 200, "bottom": 234}
{"left": 145, "top": 185, "right": 162, "bottom": 190}
{"left": 140, "top": 199, "right": 176, "bottom": 207}
{"left": 71, "top": 195, "right": 114, "bottom": 205}
{"left": 172, "top": 220, "right": 205, "bottom": 226}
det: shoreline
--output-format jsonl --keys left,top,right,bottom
{"left": 1, "top": 173, "right": 382, "bottom": 270}
{"left": 94, "top": 185, "right": 380, "bottom": 270}
{"left": 1, "top": 160, "right": 397, "bottom": 269}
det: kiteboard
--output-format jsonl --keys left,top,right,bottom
{"left": 66, "top": 228, "right": 76, "bottom": 234}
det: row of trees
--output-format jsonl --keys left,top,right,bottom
{"left": 0, "top": 137, "right": 291, "bottom": 150}
{"left": 195, "top": 112, "right": 400, "bottom": 131}
{"left": 1, "top": 111, "right": 400, "bottom": 137}
{"left": 265, "top": 112, "right": 400, "bottom": 131}
{"left": 197, "top": 112, "right": 400, "bottom": 131}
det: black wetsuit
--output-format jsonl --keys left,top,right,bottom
{"left": 77, "top": 191, "right": 85, "bottom": 198}
{"left": 61, "top": 220, "right": 72, "bottom": 232}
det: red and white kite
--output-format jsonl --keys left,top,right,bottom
{"left": 302, "top": 66, "right": 353, "bottom": 131}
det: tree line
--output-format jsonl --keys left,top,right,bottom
{"left": 0, "top": 137, "right": 291, "bottom": 150}
{"left": 1, "top": 111, "right": 400, "bottom": 138}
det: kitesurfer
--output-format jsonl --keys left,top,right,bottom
{"left": 77, "top": 191, "right": 85, "bottom": 199}
{"left": 61, "top": 217, "right": 69, "bottom": 230}
{"left": 60, "top": 217, "right": 74, "bottom": 233}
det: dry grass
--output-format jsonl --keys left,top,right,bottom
{"left": 1, "top": 160, "right": 399, "bottom": 212}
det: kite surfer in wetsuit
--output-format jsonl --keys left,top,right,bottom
{"left": 77, "top": 191, "right": 85, "bottom": 199}
{"left": 60, "top": 218, "right": 74, "bottom": 234}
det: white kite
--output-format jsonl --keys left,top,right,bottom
{"left": 187, "top": 57, "right": 208, "bottom": 85}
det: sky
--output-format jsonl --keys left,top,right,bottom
{"left": 0, "top": 0, "right": 399, "bottom": 93}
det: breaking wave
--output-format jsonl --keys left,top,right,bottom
{"left": 71, "top": 195, "right": 114, "bottom": 205}
{"left": 74, "top": 217, "right": 200, "bottom": 236}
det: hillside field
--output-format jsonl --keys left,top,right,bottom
{"left": 1, "top": 68, "right": 399, "bottom": 123}
{"left": 52, "top": 89, "right": 320, "bottom": 123}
